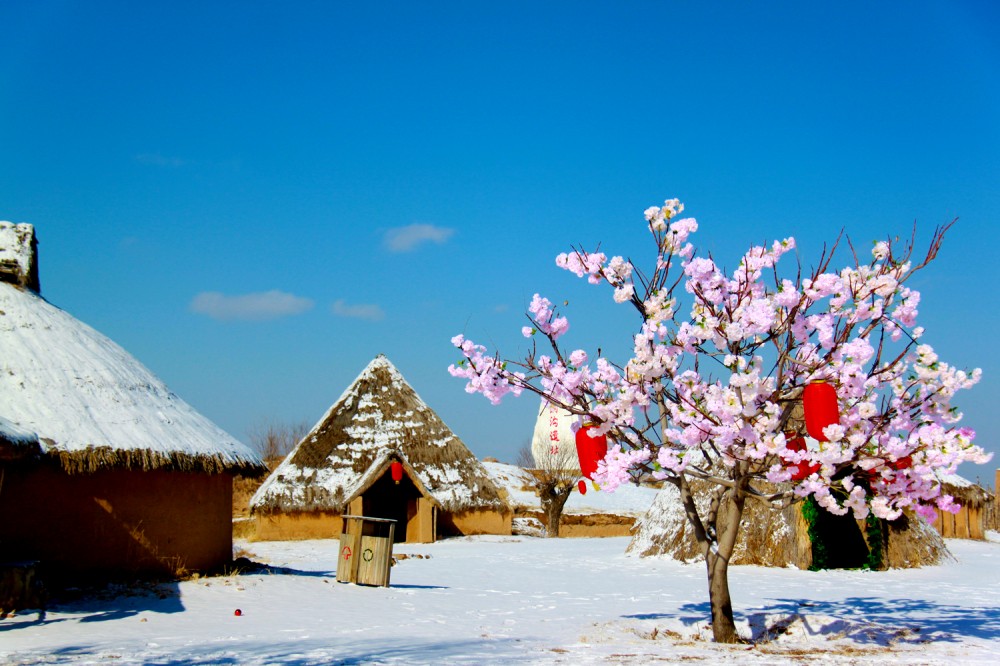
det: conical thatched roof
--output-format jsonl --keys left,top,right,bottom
{"left": 251, "top": 354, "right": 508, "bottom": 514}
{"left": 0, "top": 223, "right": 264, "bottom": 475}
{"left": 628, "top": 478, "right": 953, "bottom": 569}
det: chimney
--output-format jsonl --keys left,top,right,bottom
{"left": 0, "top": 222, "right": 40, "bottom": 293}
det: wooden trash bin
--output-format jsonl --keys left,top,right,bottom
{"left": 336, "top": 516, "right": 396, "bottom": 587}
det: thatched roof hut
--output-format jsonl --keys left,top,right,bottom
{"left": 932, "top": 472, "right": 993, "bottom": 540}
{"left": 0, "top": 221, "right": 265, "bottom": 579}
{"left": 628, "top": 478, "right": 953, "bottom": 570}
{"left": 250, "top": 354, "right": 511, "bottom": 543}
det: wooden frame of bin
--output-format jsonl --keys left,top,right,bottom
{"left": 336, "top": 515, "right": 396, "bottom": 587}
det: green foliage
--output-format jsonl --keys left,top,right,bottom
{"left": 802, "top": 495, "right": 885, "bottom": 571}
{"left": 864, "top": 513, "right": 885, "bottom": 571}
{"left": 801, "top": 496, "right": 829, "bottom": 571}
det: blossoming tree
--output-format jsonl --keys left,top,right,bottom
{"left": 449, "top": 198, "right": 990, "bottom": 643}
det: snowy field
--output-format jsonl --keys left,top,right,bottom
{"left": 2, "top": 534, "right": 999, "bottom": 665}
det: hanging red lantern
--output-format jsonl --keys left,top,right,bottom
{"left": 785, "top": 434, "right": 806, "bottom": 453}
{"left": 577, "top": 479, "right": 588, "bottom": 495}
{"left": 790, "top": 460, "right": 820, "bottom": 481}
{"left": 390, "top": 461, "right": 404, "bottom": 484}
{"left": 784, "top": 434, "right": 820, "bottom": 481}
{"left": 802, "top": 381, "right": 840, "bottom": 442}
{"left": 575, "top": 422, "right": 608, "bottom": 481}
{"left": 888, "top": 455, "right": 912, "bottom": 471}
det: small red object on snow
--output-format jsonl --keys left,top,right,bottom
{"left": 578, "top": 479, "right": 587, "bottom": 495}
{"left": 234, "top": 609, "right": 242, "bottom": 616}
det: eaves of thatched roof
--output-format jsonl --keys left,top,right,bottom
{"left": 0, "top": 281, "right": 265, "bottom": 475}
{"left": 937, "top": 472, "right": 994, "bottom": 506}
{"left": 344, "top": 450, "right": 441, "bottom": 510}
{"left": 0, "top": 415, "right": 41, "bottom": 462}
{"left": 250, "top": 354, "right": 509, "bottom": 515}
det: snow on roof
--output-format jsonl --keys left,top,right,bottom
{"left": 0, "top": 222, "right": 39, "bottom": 291}
{"left": 0, "top": 282, "right": 263, "bottom": 473}
{"left": 251, "top": 354, "right": 507, "bottom": 514}
{"left": 0, "top": 414, "right": 38, "bottom": 444}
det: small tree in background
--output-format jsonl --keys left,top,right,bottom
{"left": 450, "top": 198, "right": 990, "bottom": 643}
{"left": 247, "top": 419, "right": 309, "bottom": 465}
{"left": 516, "top": 443, "right": 579, "bottom": 538}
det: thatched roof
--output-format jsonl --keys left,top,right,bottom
{"left": 251, "top": 354, "right": 509, "bottom": 514}
{"left": 937, "top": 472, "right": 993, "bottom": 507}
{"left": 0, "top": 222, "right": 39, "bottom": 292}
{"left": 628, "top": 478, "right": 953, "bottom": 569}
{"left": 0, "top": 415, "right": 41, "bottom": 462}
{"left": 0, "top": 225, "right": 264, "bottom": 475}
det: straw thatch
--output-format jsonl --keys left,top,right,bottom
{"left": 933, "top": 472, "right": 994, "bottom": 540}
{"left": 251, "top": 354, "right": 508, "bottom": 515}
{"left": 0, "top": 222, "right": 39, "bottom": 292}
{"left": 0, "top": 223, "right": 264, "bottom": 476}
{"left": 628, "top": 477, "right": 953, "bottom": 569}
{"left": 937, "top": 473, "right": 993, "bottom": 508}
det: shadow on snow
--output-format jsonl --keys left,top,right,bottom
{"left": 624, "top": 596, "right": 1000, "bottom": 644}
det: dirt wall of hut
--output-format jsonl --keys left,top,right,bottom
{"left": 253, "top": 506, "right": 512, "bottom": 542}
{"left": 0, "top": 465, "right": 233, "bottom": 579}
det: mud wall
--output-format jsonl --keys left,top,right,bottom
{"left": 0, "top": 464, "right": 232, "bottom": 579}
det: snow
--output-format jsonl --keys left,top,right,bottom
{"left": 0, "top": 415, "right": 37, "bottom": 444}
{"left": 0, "top": 221, "right": 34, "bottom": 283}
{"left": 3, "top": 534, "right": 999, "bottom": 664}
{"left": 485, "top": 461, "right": 658, "bottom": 517}
{"left": 0, "top": 283, "right": 261, "bottom": 467}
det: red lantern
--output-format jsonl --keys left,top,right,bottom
{"left": 803, "top": 381, "right": 840, "bottom": 442}
{"left": 390, "top": 461, "right": 404, "bottom": 484}
{"left": 888, "top": 455, "right": 912, "bottom": 471}
{"left": 577, "top": 479, "right": 588, "bottom": 495}
{"left": 785, "top": 434, "right": 806, "bottom": 453}
{"left": 575, "top": 422, "right": 608, "bottom": 481}
{"left": 791, "top": 460, "right": 820, "bottom": 481}
{"left": 784, "top": 434, "right": 819, "bottom": 481}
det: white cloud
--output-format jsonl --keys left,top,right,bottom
{"left": 332, "top": 299, "right": 386, "bottom": 322}
{"left": 190, "top": 290, "right": 314, "bottom": 321}
{"left": 383, "top": 223, "right": 455, "bottom": 253}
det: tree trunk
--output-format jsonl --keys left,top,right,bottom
{"left": 705, "top": 487, "right": 746, "bottom": 643}
{"left": 705, "top": 547, "right": 738, "bottom": 643}
{"left": 675, "top": 474, "right": 746, "bottom": 643}
{"left": 539, "top": 481, "right": 573, "bottom": 538}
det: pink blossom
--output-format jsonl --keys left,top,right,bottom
{"left": 449, "top": 196, "right": 989, "bottom": 546}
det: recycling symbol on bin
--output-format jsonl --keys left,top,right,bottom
{"left": 363, "top": 548, "right": 374, "bottom": 562}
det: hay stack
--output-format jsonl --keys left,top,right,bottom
{"left": 628, "top": 477, "right": 953, "bottom": 569}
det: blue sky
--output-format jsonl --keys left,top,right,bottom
{"left": 2, "top": 1, "right": 998, "bottom": 480}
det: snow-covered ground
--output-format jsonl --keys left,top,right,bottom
{"left": 3, "top": 534, "right": 999, "bottom": 665}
